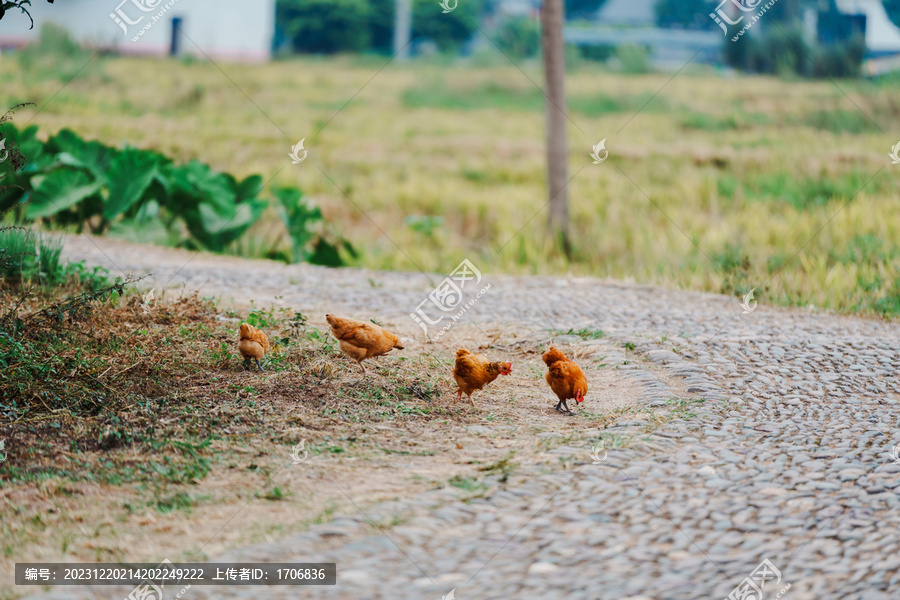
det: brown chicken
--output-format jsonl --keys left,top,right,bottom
{"left": 238, "top": 322, "right": 270, "bottom": 372}
{"left": 326, "top": 314, "right": 404, "bottom": 374}
{"left": 543, "top": 346, "right": 587, "bottom": 415}
{"left": 453, "top": 348, "right": 512, "bottom": 407}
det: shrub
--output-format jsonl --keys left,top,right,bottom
{"left": 320, "top": 0, "right": 484, "bottom": 55}
{"left": 276, "top": 0, "right": 372, "bottom": 54}
{"left": 17, "top": 21, "right": 100, "bottom": 82}
{"left": 495, "top": 16, "right": 541, "bottom": 60}
{"left": 654, "top": 0, "right": 710, "bottom": 29}
{"left": 615, "top": 44, "right": 652, "bottom": 74}
{"left": 725, "top": 19, "right": 864, "bottom": 79}
{"left": 277, "top": 0, "right": 483, "bottom": 55}
{"left": 275, "top": 187, "right": 357, "bottom": 266}
{"left": 567, "top": 0, "right": 609, "bottom": 21}
{"left": 811, "top": 35, "right": 865, "bottom": 78}
{"left": 578, "top": 44, "right": 615, "bottom": 62}
{"left": 412, "top": 0, "right": 484, "bottom": 53}
{"left": 0, "top": 124, "right": 352, "bottom": 266}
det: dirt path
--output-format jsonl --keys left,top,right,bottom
{"left": 16, "top": 234, "right": 900, "bottom": 600}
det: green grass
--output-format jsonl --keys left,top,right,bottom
{"left": 402, "top": 79, "right": 546, "bottom": 112}
{"left": 448, "top": 475, "right": 488, "bottom": 493}
{"left": 3, "top": 55, "right": 899, "bottom": 317}
{"left": 0, "top": 229, "right": 64, "bottom": 285}
{"left": 403, "top": 79, "right": 668, "bottom": 117}
{"left": 553, "top": 327, "right": 605, "bottom": 340}
{"left": 666, "top": 397, "right": 708, "bottom": 420}
{"left": 680, "top": 111, "right": 771, "bottom": 131}
{"left": 804, "top": 109, "right": 880, "bottom": 134}
{"left": 262, "top": 486, "right": 287, "bottom": 501}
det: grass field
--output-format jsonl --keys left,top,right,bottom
{"left": 2, "top": 53, "right": 899, "bottom": 316}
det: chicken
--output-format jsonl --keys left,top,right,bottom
{"left": 325, "top": 314, "right": 404, "bottom": 374}
{"left": 453, "top": 348, "right": 512, "bottom": 407}
{"left": 543, "top": 346, "right": 587, "bottom": 415}
{"left": 238, "top": 322, "right": 270, "bottom": 371}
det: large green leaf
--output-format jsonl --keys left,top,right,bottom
{"left": 48, "top": 129, "right": 114, "bottom": 180}
{"left": 184, "top": 160, "right": 235, "bottom": 211}
{"left": 198, "top": 202, "right": 254, "bottom": 234}
{"left": 103, "top": 148, "right": 159, "bottom": 220}
{"left": 26, "top": 169, "right": 103, "bottom": 219}
{"left": 1, "top": 124, "right": 47, "bottom": 173}
{"left": 235, "top": 174, "right": 263, "bottom": 204}
{"left": 275, "top": 186, "right": 320, "bottom": 262}
{"left": 193, "top": 198, "right": 266, "bottom": 251}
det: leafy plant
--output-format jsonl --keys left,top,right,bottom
{"left": 654, "top": 0, "right": 713, "bottom": 29}
{"left": 615, "top": 44, "right": 652, "bottom": 74}
{"left": 18, "top": 21, "right": 97, "bottom": 82}
{"left": 0, "top": 125, "right": 350, "bottom": 263}
{"left": 338, "top": 0, "right": 484, "bottom": 54}
{"left": 567, "top": 0, "right": 609, "bottom": 20}
{"left": 0, "top": 229, "right": 65, "bottom": 286}
{"left": 495, "top": 16, "right": 541, "bottom": 59}
{"left": 277, "top": 0, "right": 372, "bottom": 54}
{"left": 275, "top": 187, "right": 356, "bottom": 266}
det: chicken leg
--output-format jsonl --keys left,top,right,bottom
{"left": 554, "top": 400, "right": 573, "bottom": 415}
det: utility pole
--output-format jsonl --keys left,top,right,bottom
{"left": 541, "top": 0, "right": 570, "bottom": 255}
{"left": 394, "top": 0, "right": 412, "bottom": 60}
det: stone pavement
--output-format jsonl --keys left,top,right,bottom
{"left": 23, "top": 235, "right": 900, "bottom": 599}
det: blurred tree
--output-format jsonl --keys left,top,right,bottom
{"left": 724, "top": 0, "right": 864, "bottom": 78}
{"left": 368, "top": 0, "right": 396, "bottom": 52}
{"left": 884, "top": 0, "right": 900, "bottom": 27}
{"left": 0, "top": 1, "right": 53, "bottom": 28}
{"left": 496, "top": 16, "right": 541, "bottom": 58}
{"left": 657, "top": 0, "right": 812, "bottom": 30}
{"left": 753, "top": 0, "right": 805, "bottom": 24}
{"left": 367, "top": 0, "right": 484, "bottom": 54}
{"left": 412, "top": 0, "right": 484, "bottom": 51}
{"left": 277, "top": 0, "right": 372, "bottom": 54}
{"left": 654, "top": 0, "right": 709, "bottom": 29}
{"left": 566, "top": 0, "right": 609, "bottom": 20}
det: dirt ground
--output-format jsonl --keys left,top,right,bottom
{"left": 1, "top": 301, "right": 688, "bottom": 600}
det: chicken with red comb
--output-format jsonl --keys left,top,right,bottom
{"left": 543, "top": 346, "right": 587, "bottom": 415}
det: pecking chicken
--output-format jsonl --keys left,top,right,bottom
{"left": 238, "top": 322, "right": 270, "bottom": 372}
{"left": 325, "top": 314, "right": 404, "bottom": 374}
{"left": 453, "top": 348, "right": 512, "bottom": 407}
{"left": 543, "top": 346, "right": 587, "bottom": 415}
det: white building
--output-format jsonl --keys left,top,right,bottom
{"left": 835, "top": 0, "right": 900, "bottom": 55}
{"left": 0, "top": 0, "right": 276, "bottom": 62}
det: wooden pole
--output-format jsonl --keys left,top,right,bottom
{"left": 541, "top": 0, "right": 570, "bottom": 255}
